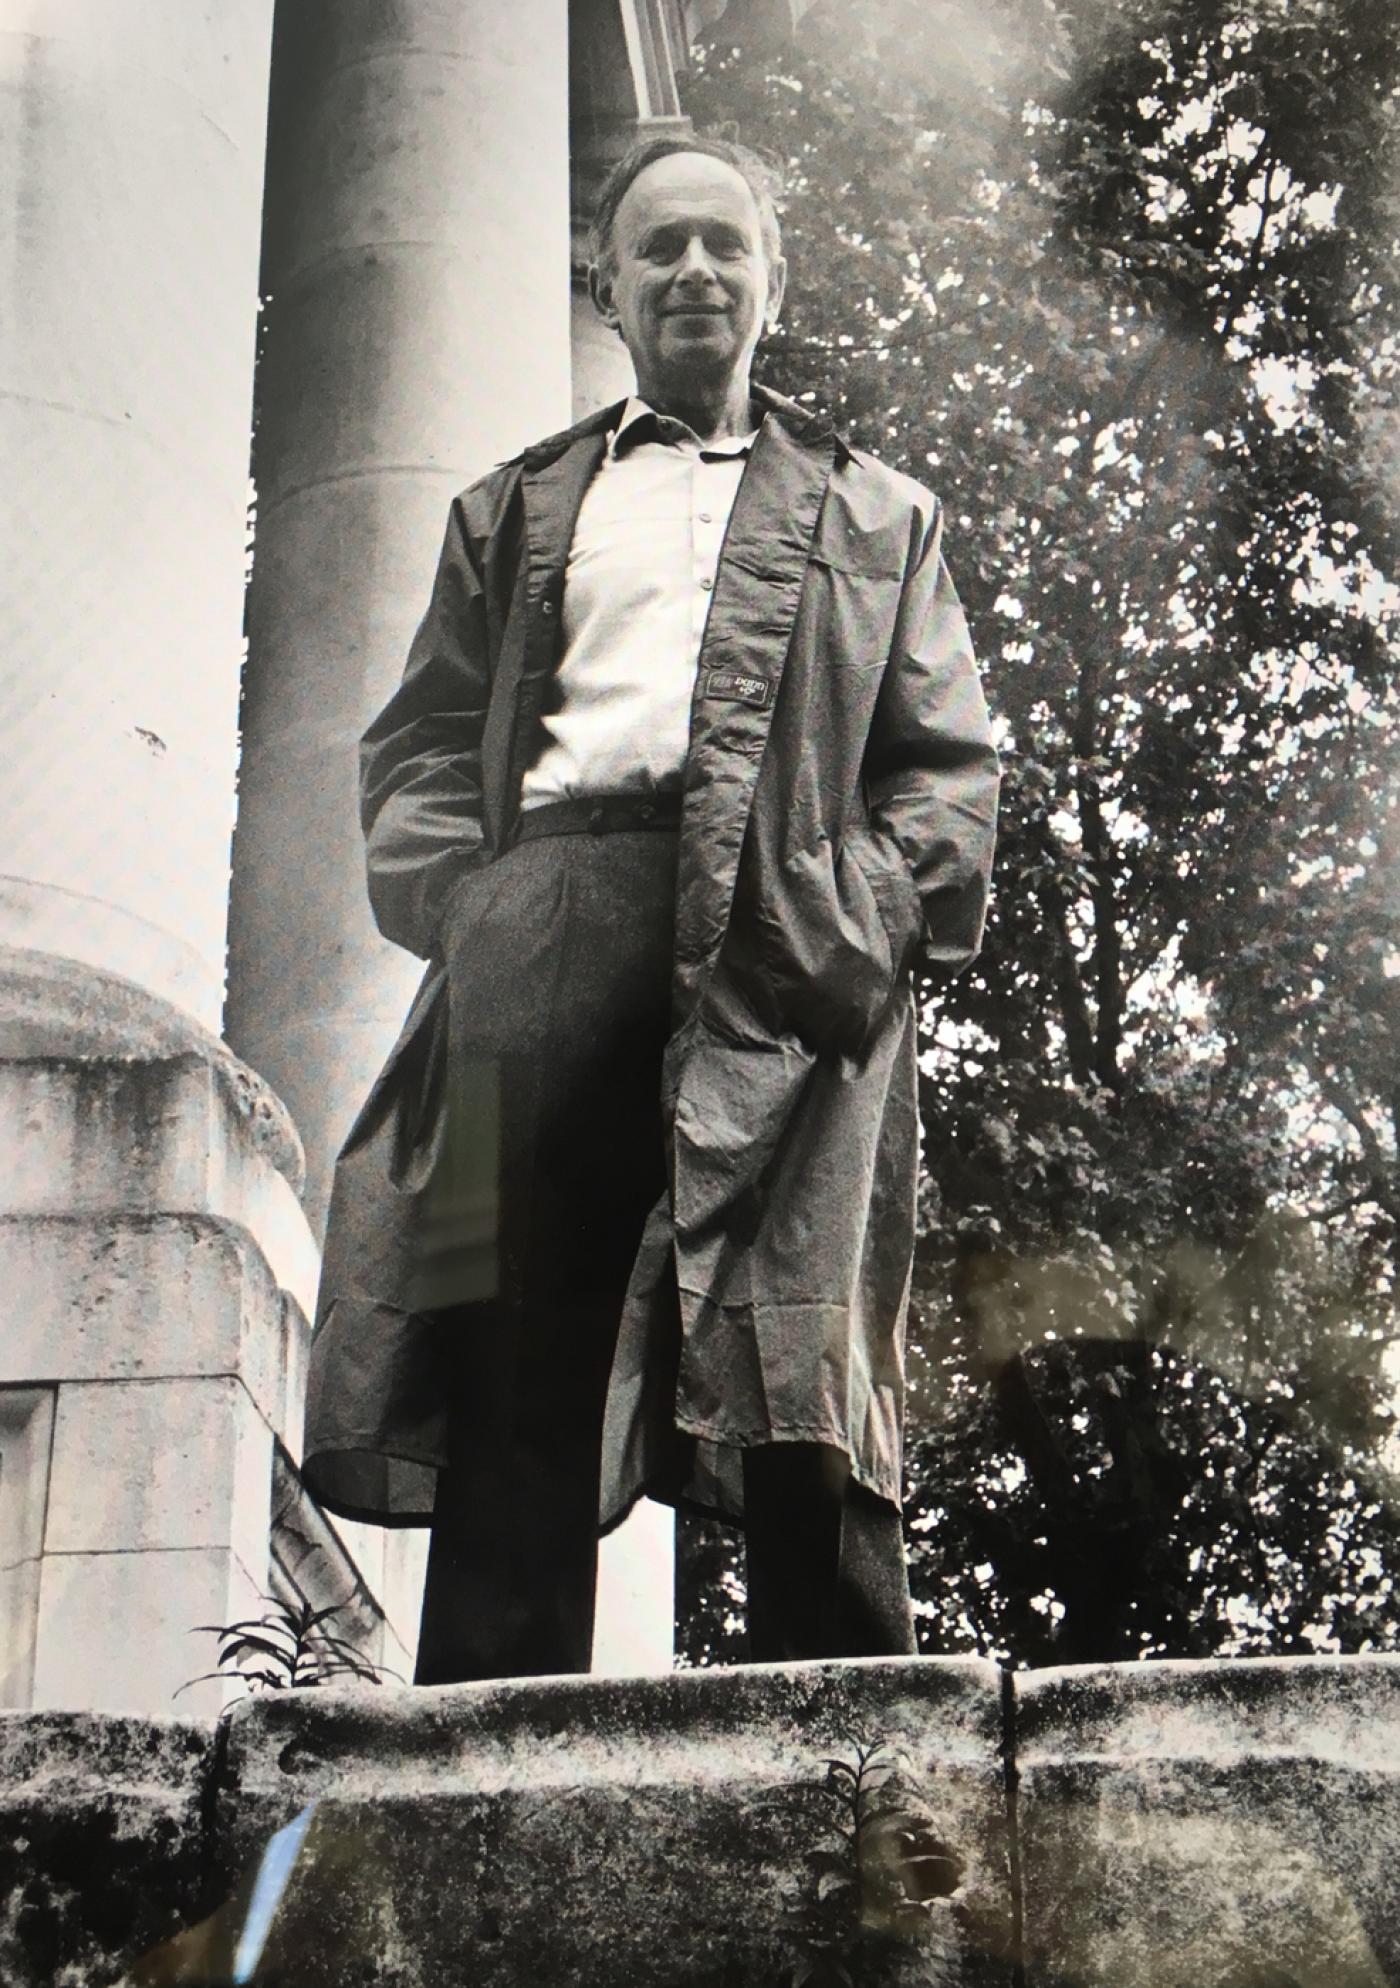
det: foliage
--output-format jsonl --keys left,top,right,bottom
{"left": 678, "top": 0, "right": 1400, "bottom": 1664}
{"left": 772, "top": 1738, "right": 965, "bottom": 1988}
{"left": 180, "top": 1594, "right": 389, "bottom": 1704}
{"left": 675, "top": 1505, "right": 749, "bottom": 1668}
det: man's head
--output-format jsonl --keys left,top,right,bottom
{"left": 588, "top": 137, "right": 787, "bottom": 410}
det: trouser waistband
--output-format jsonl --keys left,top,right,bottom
{"left": 512, "top": 793, "right": 683, "bottom": 842}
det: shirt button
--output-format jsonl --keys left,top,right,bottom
{"left": 700, "top": 576, "right": 713, "bottom": 591}
{"left": 698, "top": 511, "right": 713, "bottom": 524}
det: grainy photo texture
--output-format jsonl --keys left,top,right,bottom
{"left": 2, "top": 2, "right": 1398, "bottom": 1985}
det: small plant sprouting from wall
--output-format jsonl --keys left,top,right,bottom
{"left": 179, "top": 1593, "right": 393, "bottom": 1706}
{"left": 786, "top": 1737, "right": 966, "bottom": 1988}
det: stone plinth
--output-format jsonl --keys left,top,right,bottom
{"left": 0, "top": 955, "right": 327, "bottom": 1721}
{"left": 0, "top": 1712, "right": 211, "bottom": 1988}
{"left": 206, "top": 1658, "right": 1011, "bottom": 1987}
{"left": 1015, "top": 1656, "right": 1400, "bottom": 1988}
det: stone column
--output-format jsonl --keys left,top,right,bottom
{"left": 223, "top": 0, "right": 573, "bottom": 1228}
{"left": 0, "top": 0, "right": 273, "bottom": 1031}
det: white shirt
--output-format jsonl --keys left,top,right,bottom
{"left": 519, "top": 396, "right": 757, "bottom": 808}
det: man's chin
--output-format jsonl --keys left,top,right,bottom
{"left": 661, "top": 321, "right": 733, "bottom": 350}
{"left": 651, "top": 327, "right": 744, "bottom": 375}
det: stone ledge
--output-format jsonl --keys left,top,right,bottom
{"left": 1015, "top": 1656, "right": 1400, "bottom": 1988}
{"left": 11, "top": 1657, "right": 1400, "bottom": 1986}
{"left": 208, "top": 1657, "right": 1011, "bottom": 1988}
{"left": 0, "top": 1711, "right": 212, "bottom": 1988}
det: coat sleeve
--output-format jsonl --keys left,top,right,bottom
{"left": 358, "top": 496, "right": 492, "bottom": 959}
{"left": 864, "top": 501, "right": 1001, "bottom": 980}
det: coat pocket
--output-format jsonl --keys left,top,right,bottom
{"left": 728, "top": 824, "right": 921, "bottom": 1059}
{"left": 845, "top": 823, "right": 923, "bottom": 982}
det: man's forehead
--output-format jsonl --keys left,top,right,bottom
{"left": 616, "top": 153, "right": 763, "bottom": 239}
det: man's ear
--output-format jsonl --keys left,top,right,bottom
{"left": 589, "top": 263, "right": 622, "bottom": 335}
{"left": 764, "top": 255, "right": 788, "bottom": 335}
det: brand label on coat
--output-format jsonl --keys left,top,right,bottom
{"left": 704, "top": 669, "right": 773, "bottom": 709}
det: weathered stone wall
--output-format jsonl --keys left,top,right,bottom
{"left": 5, "top": 1655, "right": 1400, "bottom": 1988}
{"left": 1017, "top": 1657, "right": 1400, "bottom": 1988}
{"left": 0, "top": 1713, "right": 210, "bottom": 1988}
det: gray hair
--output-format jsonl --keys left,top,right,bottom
{"left": 588, "top": 134, "right": 784, "bottom": 278}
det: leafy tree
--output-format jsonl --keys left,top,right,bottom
{"left": 675, "top": 0, "right": 1400, "bottom": 1668}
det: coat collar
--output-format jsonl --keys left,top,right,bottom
{"left": 516, "top": 380, "right": 851, "bottom": 472}
{"left": 609, "top": 396, "right": 758, "bottom": 459}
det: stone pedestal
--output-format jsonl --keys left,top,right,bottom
{"left": 0, "top": 0, "right": 273, "bottom": 1031}
{"left": 0, "top": 953, "right": 323, "bottom": 1722}
{"left": 270, "top": 1449, "right": 422, "bottom": 1690}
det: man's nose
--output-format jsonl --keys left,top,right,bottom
{"left": 675, "top": 236, "right": 718, "bottom": 283}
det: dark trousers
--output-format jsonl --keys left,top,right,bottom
{"left": 413, "top": 815, "right": 914, "bottom": 1684}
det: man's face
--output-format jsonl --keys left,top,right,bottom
{"left": 590, "top": 152, "right": 786, "bottom": 402}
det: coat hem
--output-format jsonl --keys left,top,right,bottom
{"left": 673, "top": 1416, "right": 902, "bottom": 1508}
{"left": 301, "top": 1438, "right": 445, "bottom": 1529}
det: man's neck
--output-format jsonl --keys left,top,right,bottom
{"left": 634, "top": 375, "right": 757, "bottom": 445}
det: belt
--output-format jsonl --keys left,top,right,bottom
{"left": 513, "top": 792, "right": 683, "bottom": 843}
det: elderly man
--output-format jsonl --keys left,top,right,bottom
{"left": 302, "top": 135, "right": 999, "bottom": 1683}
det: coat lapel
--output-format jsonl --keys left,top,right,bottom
{"left": 479, "top": 417, "right": 614, "bottom": 847}
{"left": 673, "top": 412, "right": 835, "bottom": 1018}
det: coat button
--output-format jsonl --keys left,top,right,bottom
{"left": 638, "top": 803, "right": 654, "bottom": 822}
{"left": 588, "top": 804, "right": 607, "bottom": 832}
{"left": 541, "top": 599, "right": 555, "bottom": 616}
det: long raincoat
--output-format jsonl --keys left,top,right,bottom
{"left": 302, "top": 386, "right": 1000, "bottom": 1533}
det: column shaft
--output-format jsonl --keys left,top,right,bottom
{"left": 224, "top": 0, "right": 572, "bottom": 1226}
{"left": 0, "top": 0, "right": 273, "bottom": 1029}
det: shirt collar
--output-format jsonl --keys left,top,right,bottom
{"left": 608, "top": 394, "right": 761, "bottom": 461}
